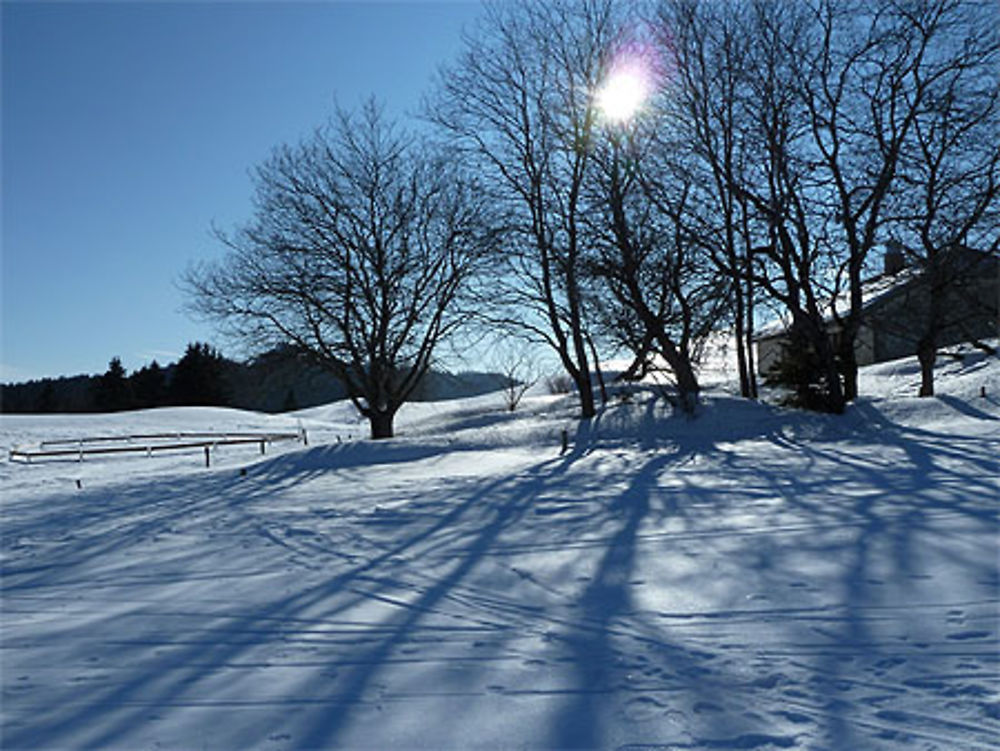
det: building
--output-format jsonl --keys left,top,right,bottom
{"left": 756, "top": 245, "right": 999, "bottom": 375}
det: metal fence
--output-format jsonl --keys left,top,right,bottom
{"left": 9, "top": 430, "right": 306, "bottom": 465}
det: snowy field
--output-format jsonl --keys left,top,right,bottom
{"left": 2, "top": 351, "right": 998, "bottom": 750}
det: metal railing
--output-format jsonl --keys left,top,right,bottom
{"left": 9, "top": 430, "right": 306, "bottom": 465}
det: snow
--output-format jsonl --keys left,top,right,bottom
{"left": 2, "top": 350, "right": 998, "bottom": 750}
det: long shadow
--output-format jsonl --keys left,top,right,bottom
{"left": 936, "top": 393, "right": 1000, "bottom": 422}
{"left": 545, "top": 399, "right": 741, "bottom": 749}
{"left": 546, "top": 450, "right": 660, "bottom": 748}
{"left": 291, "top": 460, "right": 558, "bottom": 748}
{"left": 2, "top": 432, "right": 595, "bottom": 750}
{"left": 748, "top": 400, "right": 999, "bottom": 748}
{"left": 4, "top": 392, "right": 997, "bottom": 749}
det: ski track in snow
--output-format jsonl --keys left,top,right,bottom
{"left": 1, "top": 353, "right": 998, "bottom": 750}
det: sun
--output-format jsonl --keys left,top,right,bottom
{"left": 596, "top": 68, "right": 649, "bottom": 123}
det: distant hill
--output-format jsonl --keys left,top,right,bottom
{"left": 0, "top": 345, "right": 507, "bottom": 415}
{"left": 227, "top": 347, "right": 508, "bottom": 413}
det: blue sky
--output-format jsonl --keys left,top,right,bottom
{"left": 2, "top": 0, "right": 484, "bottom": 382}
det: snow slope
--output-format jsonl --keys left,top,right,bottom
{"left": 2, "top": 351, "right": 998, "bottom": 750}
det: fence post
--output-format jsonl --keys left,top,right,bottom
{"left": 204, "top": 446, "right": 211, "bottom": 468}
{"left": 260, "top": 439, "right": 266, "bottom": 455}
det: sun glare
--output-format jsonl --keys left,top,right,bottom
{"left": 596, "top": 68, "right": 648, "bottom": 123}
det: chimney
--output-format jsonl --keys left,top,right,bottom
{"left": 883, "top": 240, "right": 906, "bottom": 275}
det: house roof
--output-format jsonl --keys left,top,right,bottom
{"left": 754, "top": 245, "right": 997, "bottom": 341}
{"left": 754, "top": 266, "right": 922, "bottom": 341}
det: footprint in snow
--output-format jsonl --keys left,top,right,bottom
{"left": 621, "top": 696, "right": 678, "bottom": 722}
{"left": 694, "top": 733, "right": 796, "bottom": 749}
{"left": 750, "top": 673, "right": 785, "bottom": 689}
{"left": 773, "top": 710, "right": 813, "bottom": 725}
{"left": 947, "top": 629, "right": 992, "bottom": 641}
{"left": 946, "top": 609, "right": 966, "bottom": 624}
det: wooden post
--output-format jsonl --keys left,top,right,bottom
{"left": 260, "top": 439, "right": 266, "bottom": 455}
{"left": 560, "top": 429, "right": 569, "bottom": 455}
{"left": 302, "top": 428, "right": 309, "bottom": 446}
{"left": 204, "top": 446, "right": 211, "bottom": 468}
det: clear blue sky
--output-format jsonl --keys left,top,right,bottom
{"left": 2, "top": 0, "right": 484, "bottom": 382}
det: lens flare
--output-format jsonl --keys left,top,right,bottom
{"left": 596, "top": 67, "right": 649, "bottom": 123}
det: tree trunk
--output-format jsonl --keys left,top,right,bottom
{"left": 918, "top": 339, "right": 936, "bottom": 397}
{"left": 742, "top": 214, "right": 758, "bottom": 400}
{"left": 586, "top": 333, "right": 608, "bottom": 406}
{"left": 918, "top": 295, "right": 941, "bottom": 398}
{"left": 744, "top": 281, "right": 758, "bottom": 399}
{"left": 575, "top": 370, "right": 596, "bottom": 419}
{"left": 369, "top": 410, "right": 395, "bottom": 440}
{"left": 673, "top": 356, "right": 701, "bottom": 414}
{"left": 654, "top": 333, "right": 700, "bottom": 413}
{"left": 918, "top": 261, "right": 945, "bottom": 398}
{"left": 838, "top": 337, "right": 859, "bottom": 403}
{"left": 815, "top": 328, "right": 846, "bottom": 414}
{"left": 733, "top": 292, "right": 751, "bottom": 399}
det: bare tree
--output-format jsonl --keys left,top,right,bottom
{"left": 183, "top": 102, "right": 494, "bottom": 439}
{"left": 429, "top": 0, "right": 625, "bottom": 420}
{"left": 668, "top": 0, "right": 854, "bottom": 411}
{"left": 658, "top": 0, "right": 762, "bottom": 400}
{"left": 783, "top": 0, "right": 995, "bottom": 401}
{"left": 888, "top": 2, "right": 1000, "bottom": 395}
{"left": 583, "top": 120, "right": 723, "bottom": 413}
{"left": 490, "top": 338, "right": 541, "bottom": 412}
{"left": 658, "top": 0, "right": 998, "bottom": 411}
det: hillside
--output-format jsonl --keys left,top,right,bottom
{"left": 1, "top": 349, "right": 998, "bottom": 750}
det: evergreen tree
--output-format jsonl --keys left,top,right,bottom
{"left": 94, "top": 357, "right": 134, "bottom": 412}
{"left": 35, "top": 381, "right": 57, "bottom": 413}
{"left": 168, "top": 343, "right": 231, "bottom": 407}
{"left": 131, "top": 360, "right": 167, "bottom": 408}
{"left": 763, "top": 323, "right": 831, "bottom": 412}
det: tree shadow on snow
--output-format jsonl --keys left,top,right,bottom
{"left": 3, "top": 394, "right": 997, "bottom": 750}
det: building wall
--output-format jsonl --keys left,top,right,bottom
{"left": 756, "top": 250, "right": 998, "bottom": 375}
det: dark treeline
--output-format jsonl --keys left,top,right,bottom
{"left": 2, "top": 343, "right": 238, "bottom": 415}
{"left": 1, "top": 342, "right": 505, "bottom": 415}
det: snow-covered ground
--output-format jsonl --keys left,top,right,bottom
{"left": 2, "top": 350, "right": 998, "bottom": 750}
